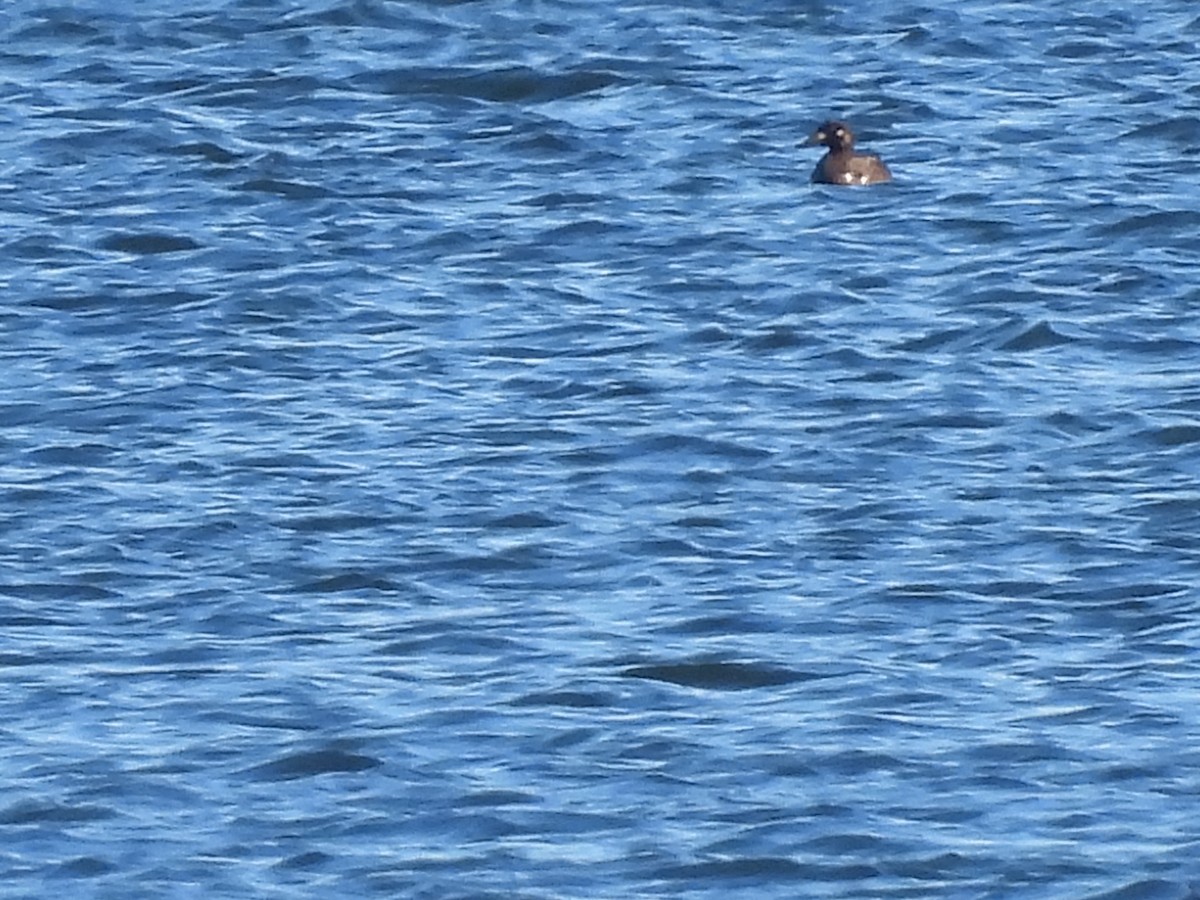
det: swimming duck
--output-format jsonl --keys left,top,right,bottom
{"left": 804, "top": 120, "right": 892, "bottom": 186}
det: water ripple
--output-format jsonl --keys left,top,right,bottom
{"left": 3, "top": 0, "right": 1200, "bottom": 897}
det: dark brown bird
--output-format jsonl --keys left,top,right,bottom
{"left": 804, "top": 120, "right": 892, "bottom": 186}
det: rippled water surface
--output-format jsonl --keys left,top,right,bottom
{"left": 4, "top": 0, "right": 1200, "bottom": 897}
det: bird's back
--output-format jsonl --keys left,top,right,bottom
{"left": 812, "top": 150, "right": 892, "bottom": 186}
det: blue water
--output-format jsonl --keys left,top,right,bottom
{"left": 4, "top": 0, "right": 1200, "bottom": 897}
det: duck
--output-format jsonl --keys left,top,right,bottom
{"left": 804, "top": 120, "right": 892, "bottom": 186}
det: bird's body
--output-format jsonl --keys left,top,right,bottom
{"left": 804, "top": 121, "right": 892, "bottom": 186}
